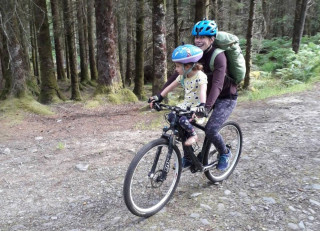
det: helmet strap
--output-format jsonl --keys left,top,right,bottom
{"left": 181, "top": 63, "right": 196, "bottom": 87}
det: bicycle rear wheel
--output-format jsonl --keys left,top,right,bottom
{"left": 123, "top": 138, "right": 182, "bottom": 217}
{"left": 204, "top": 121, "right": 242, "bottom": 183}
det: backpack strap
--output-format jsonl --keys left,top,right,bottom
{"left": 209, "top": 48, "right": 224, "bottom": 72}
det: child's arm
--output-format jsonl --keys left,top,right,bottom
{"left": 149, "top": 80, "right": 179, "bottom": 109}
{"left": 199, "top": 83, "right": 207, "bottom": 104}
{"left": 160, "top": 80, "right": 179, "bottom": 97}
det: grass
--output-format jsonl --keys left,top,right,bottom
{"left": 238, "top": 72, "right": 320, "bottom": 102}
{"left": 56, "top": 142, "right": 65, "bottom": 150}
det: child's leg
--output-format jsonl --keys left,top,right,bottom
{"left": 179, "top": 116, "right": 198, "bottom": 146}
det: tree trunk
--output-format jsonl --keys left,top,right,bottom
{"left": 65, "top": 36, "right": 71, "bottom": 79}
{"left": 34, "top": 0, "right": 65, "bottom": 103}
{"left": 211, "top": 0, "right": 218, "bottom": 20}
{"left": 243, "top": 0, "right": 256, "bottom": 90}
{"left": 77, "top": 0, "right": 90, "bottom": 83}
{"left": 0, "top": 1, "right": 29, "bottom": 99}
{"left": 95, "top": 0, "right": 122, "bottom": 93}
{"left": 152, "top": 0, "right": 167, "bottom": 96}
{"left": 125, "top": 0, "right": 133, "bottom": 87}
{"left": 218, "top": 0, "right": 224, "bottom": 30}
{"left": 228, "top": 0, "right": 232, "bottom": 31}
{"left": 30, "top": 17, "right": 39, "bottom": 81}
{"left": 87, "top": 0, "right": 98, "bottom": 81}
{"left": 63, "top": 0, "right": 82, "bottom": 100}
{"left": 0, "top": 29, "right": 12, "bottom": 99}
{"left": 292, "top": 0, "right": 308, "bottom": 53}
{"left": 117, "top": 13, "right": 125, "bottom": 87}
{"left": 51, "top": 0, "right": 67, "bottom": 81}
{"left": 173, "top": 0, "right": 179, "bottom": 47}
{"left": 133, "top": 0, "right": 145, "bottom": 99}
{"left": 261, "top": 0, "right": 269, "bottom": 38}
{"left": 195, "top": 0, "right": 207, "bottom": 23}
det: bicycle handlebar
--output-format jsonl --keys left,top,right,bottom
{"left": 153, "top": 102, "right": 195, "bottom": 117}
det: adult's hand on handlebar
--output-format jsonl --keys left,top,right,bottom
{"left": 195, "top": 103, "right": 209, "bottom": 117}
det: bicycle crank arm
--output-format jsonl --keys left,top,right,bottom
{"left": 203, "top": 162, "right": 217, "bottom": 172}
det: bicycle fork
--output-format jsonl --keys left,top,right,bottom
{"left": 148, "top": 135, "right": 175, "bottom": 182}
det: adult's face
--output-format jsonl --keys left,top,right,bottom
{"left": 194, "top": 36, "right": 214, "bottom": 51}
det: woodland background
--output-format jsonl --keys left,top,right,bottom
{"left": 0, "top": 0, "right": 319, "bottom": 108}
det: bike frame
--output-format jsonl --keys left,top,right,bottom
{"left": 151, "top": 104, "right": 218, "bottom": 178}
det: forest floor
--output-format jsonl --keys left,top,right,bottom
{"left": 0, "top": 83, "right": 320, "bottom": 231}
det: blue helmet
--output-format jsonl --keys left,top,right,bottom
{"left": 171, "top": 44, "right": 203, "bottom": 64}
{"left": 192, "top": 20, "right": 218, "bottom": 36}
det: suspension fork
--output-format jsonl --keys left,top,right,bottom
{"left": 148, "top": 134, "right": 175, "bottom": 181}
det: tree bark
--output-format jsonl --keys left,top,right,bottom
{"left": 261, "top": 0, "right": 269, "bottom": 38}
{"left": 195, "top": 0, "right": 207, "bottom": 23}
{"left": 133, "top": 0, "right": 145, "bottom": 99}
{"left": 292, "top": 0, "right": 308, "bottom": 53}
{"left": 77, "top": 0, "right": 90, "bottom": 83}
{"left": 30, "top": 16, "right": 39, "bottom": 81}
{"left": 51, "top": 0, "right": 67, "bottom": 81}
{"left": 0, "top": 0, "right": 29, "bottom": 99}
{"left": 87, "top": 0, "right": 98, "bottom": 81}
{"left": 243, "top": 0, "right": 256, "bottom": 90}
{"left": 218, "top": 0, "right": 224, "bottom": 30}
{"left": 34, "top": 0, "right": 65, "bottom": 103}
{"left": 117, "top": 12, "right": 125, "bottom": 87}
{"left": 125, "top": 0, "right": 133, "bottom": 87}
{"left": 173, "top": 0, "right": 179, "bottom": 47}
{"left": 95, "top": 0, "right": 122, "bottom": 93}
{"left": 152, "top": 0, "right": 167, "bottom": 96}
{"left": 211, "top": 0, "right": 218, "bottom": 20}
{"left": 0, "top": 29, "right": 12, "bottom": 99}
{"left": 63, "top": 0, "right": 82, "bottom": 100}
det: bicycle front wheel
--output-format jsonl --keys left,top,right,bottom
{"left": 204, "top": 121, "right": 242, "bottom": 183}
{"left": 123, "top": 138, "right": 182, "bottom": 217}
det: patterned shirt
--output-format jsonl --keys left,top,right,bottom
{"left": 175, "top": 70, "right": 207, "bottom": 110}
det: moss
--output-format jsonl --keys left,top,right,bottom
{"left": 84, "top": 100, "right": 100, "bottom": 109}
{"left": 26, "top": 76, "right": 40, "bottom": 97}
{"left": 0, "top": 95, "right": 54, "bottom": 123}
{"left": 85, "top": 88, "right": 138, "bottom": 108}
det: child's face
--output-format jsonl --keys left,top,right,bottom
{"left": 174, "top": 63, "right": 184, "bottom": 75}
{"left": 175, "top": 63, "right": 191, "bottom": 75}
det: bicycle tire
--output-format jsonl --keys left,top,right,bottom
{"left": 203, "top": 121, "right": 242, "bottom": 183}
{"left": 123, "top": 138, "right": 182, "bottom": 217}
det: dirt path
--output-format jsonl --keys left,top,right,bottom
{"left": 0, "top": 84, "right": 319, "bottom": 231}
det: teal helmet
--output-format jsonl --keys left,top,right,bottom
{"left": 171, "top": 44, "right": 203, "bottom": 64}
{"left": 192, "top": 20, "right": 218, "bottom": 36}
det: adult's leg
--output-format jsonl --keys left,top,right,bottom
{"left": 205, "top": 98, "right": 237, "bottom": 154}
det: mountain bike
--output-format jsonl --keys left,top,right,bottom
{"left": 123, "top": 103, "right": 242, "bottom": 217}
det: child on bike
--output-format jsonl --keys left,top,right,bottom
{"left": 149, "top": 44, "right": 208, "bottom": 147}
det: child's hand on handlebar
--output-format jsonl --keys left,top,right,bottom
{"left": 148, "top": 94, "right": 163, "bottom": 109}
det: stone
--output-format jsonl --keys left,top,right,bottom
{"left": 75, "top": 164, "right": 89, "bottom": 171}
{"left": 3, "top": 148, "right": 10, "bottom": 155}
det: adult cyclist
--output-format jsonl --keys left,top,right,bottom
{"left": 150, "top": 19, "right": 237, "bottom": 171}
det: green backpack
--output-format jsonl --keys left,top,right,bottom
{"left": 210, "top": 31, "right": 246, "bottom": 85}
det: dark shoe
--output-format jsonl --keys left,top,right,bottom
{"left": 217, "top": 149, "right": 232, "bottom": 171}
